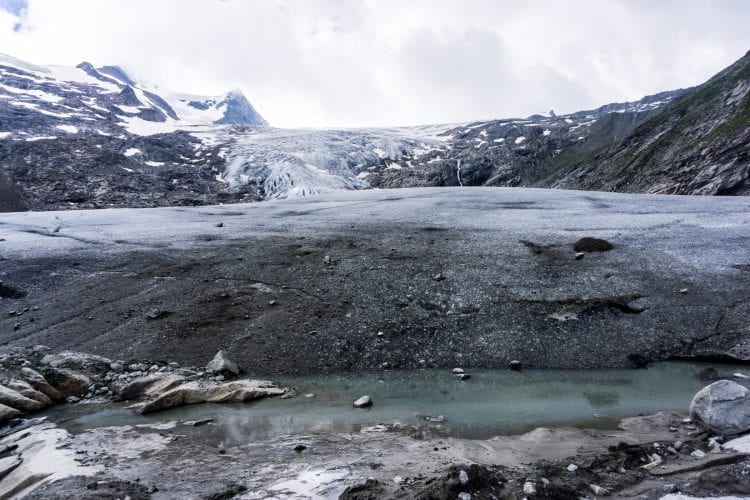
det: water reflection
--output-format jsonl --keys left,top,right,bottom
{"left": 582, "top": 390, "right": 620, "bottom": 407}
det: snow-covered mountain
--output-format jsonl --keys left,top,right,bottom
{"left": 1, "top": 51, "right": 748, "bottom": 211}
{"left": 0, "top": 52, "right": 266, "bottom": 139}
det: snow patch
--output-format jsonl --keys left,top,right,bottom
{"left": 56, "top": 125, "right": 78, "bottom": 134}
{"left": 514, "top": 136, "right": 526, "bottom": 144}
{"left": 145, "top": 161, "right": 165, "bottom": 167}
{"left": 123, "top": 148, "right": 141, "bottom": 157}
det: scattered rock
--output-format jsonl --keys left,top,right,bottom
{"left": 567, "top": 463, "right": 579, "bottom": 472}
{"left": 458, "top": 469, "right": 469, "bottom": 485}
{"left": 689, "top": 380, "right": 750, "bottom": 435}
{"left": 589, "top": 484, "right": 610, "bottom": 496}
{"left": 691, "top": 449, "right": 706, "bottom": 459}
{"left": 522, "top": 480, "right": 536, "bottom": 495}
{"left": 145, "top": 308, "right": 171, "bottom": 320}
{"left": 293, "top": 444, "right": 307, "bottom": 452}
{"left": 574, "top": 252, "right": 585, "bottom": 260}
{"left": 353, "top": 395, "right": 372, "bottom": 408}
{"left": 573, "top": 237, "right": 614, "bottom": 252}
{"left": 510, "top": 360, "right": 522, "bottom": 371}
{"left": 452, "top": 368, "right": 465, "bottom": 374}
{"left": 206, "top": 350, "right": 240, "bottom": 376}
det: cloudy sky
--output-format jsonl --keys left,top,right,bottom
{"left": 0, "top": 0, "right": 748, "bottom": 128}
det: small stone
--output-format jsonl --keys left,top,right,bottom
{"left": 679, "top": 288, "right": 689, "bottom": 293}
{"left": 293, "top": 444, "right": 307, "bottom": 452}
{"left": 433, "top": 273, "right": 445, "bottom": 281}
{"left": 458, "top": 469, "right": 469, "bottom": 485}
{"left": 589, "top": 484, "right": 610, "bottom": 496}
{"left": 573, "top": 237, "right": 613, "bottom": 252}
{"left": 323, "top": 255, "right": 331, "bottom": 264}
{"left": 66, "top": 396, "right": 80, "bottom": 403}
{"left": 690, "top": 449, "right": 706, "bottom": 459}
{"left": 353, "top": 395, "right": 372, "bottom": 408}
{"left": 668, "top": 426, "right": 678, "bottom": 432}
{"left": 215, "top": 222, "right": 224, "bottom": 227}
{"left": 457, "top": 493, "right": 471, "bottom": 500}
{"left": 510, "top": 360, "right": 522, "bottom": 371}
{"left": 377, "top": 331, "right": 384, "bottom": 337}
{"left": 663, "top": 484, "right": 677, "bottom": 493}
{"left": 574, "top": 252, "right": 585, "bottom": 260}
{"left": 452, "top": 368, "right": 465, "bottom": 374}
{"left": 566, "top": 464, "right": 578, "bottom": 472}
{"left": 522, "top": 481, "right": 536, "bottom": 496}
{"left": 206, "top": 350, "right": 240, "bottom": 376}
{"left": 110, "top": 362, "right": 124, "bottom": 373}
{"left": 191, "top": 418, "right": 213, "bottom": 426}
{"left": 268, "top": 300, "right": 277, "bottom": 306}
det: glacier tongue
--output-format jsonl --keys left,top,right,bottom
{"left": 221, "top": 127, "right": 450, "bottom": 199}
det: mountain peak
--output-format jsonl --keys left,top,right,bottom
{"left": 214, "top": 89, "right": 268, "bottom": 126}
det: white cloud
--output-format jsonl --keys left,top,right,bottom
{"left": 0, "top": 0, "right": 748, "bottom": 127}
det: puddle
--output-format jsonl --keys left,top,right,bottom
{"left": 45, "top": 361, "right": 750, "bottom": 443}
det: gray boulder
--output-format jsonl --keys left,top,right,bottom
{"left": 42, "top": 368, "right": 91, "bottom": 397}
{"left": 5, "top": 379, "right": 52, "bottom": 406}
{"left": 136, "top": 379, "right": 283, "bottom": 414}
{"left": 689, "top": 380, "right": 750, "bottom": 435}
{"left": 0, "top": 403, "right": 21, "bottom": 424}
{"left": 0, "top": 384, "right": 45, "bottom": 413}
{"left": 206, "top": 350, "right": 240, "bottom": 376}
{"left": 113, "top": 373, "right": 185, "bottom": 401}
{"left": 41, "top": 351, "right": 112, "bottom": 371}
{"left": 19, "top": 367, "right": 63, "bottom": 401}
{"left": 353, "top": 395, "right": 373, "bottom": 408}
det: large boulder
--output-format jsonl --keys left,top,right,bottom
{"left": 42, "top": 368, "right": 90, "bottom": 397}
{"left": 19, "top": 367, "right": 63, "bottom": 401}
{"left": 5, "top": 379, "right": 52, "bottom": 407}
{"left": 0, "top": 403, "right": 21, "bottom": 424}
{"left": 41, "top": 351, "right": 112, "bottom": 372}
{"left": 0, "top": 384, "right": 45, "bottom": 413}
{"left": 137, "top": 379, "right": 284, "bottom": 414}
{"left": 206, "top": 350, "right": 240, "bottom": 376}
{"left": 689, "top": 380, "right": 750, "bottom": 435}
{"left": 112, "top": 373, "right": 185, "bottom": 401}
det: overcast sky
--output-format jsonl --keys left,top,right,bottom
{"left": 1, "top": 0, "right": 748, "bottom": 128}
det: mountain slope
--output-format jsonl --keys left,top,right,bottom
{"left": 541, "top": 50, "right": 750, "bottom": 195}
{"left": 0, "top": 51, "right": 748, "bottom": 212}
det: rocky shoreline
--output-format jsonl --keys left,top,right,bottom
{"left": 1, "top": 348, "right": 750, "bottom": 498}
